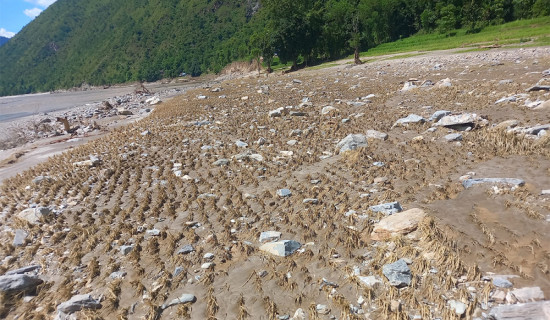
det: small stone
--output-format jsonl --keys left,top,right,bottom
{"left": 5, "top": 265, "right": 41, "bottom": 275}
{"left": 259, "top": 231, "right": 282, "bottom": 243}
{"left": 448, "top": 300, "right": 467, "bottom": 316}
{"left": 293, "top": 308, "right": 306, "bottom": 320}
{"left": 213, "top": 159, "right": 230, "bottom": 166}
{"left": 429, "top": 110, "right": 451, "bottom": 122}
{"left": 365, "top": 130, "right": 388, "bottom": 141}
{"left": 462, "top": 178, "right": 524, "bottom": 189}
{"left": 235, "top": 140, "right": 248, "bottom": 148}
{"left": 57, "top": 294, "right": 101, "bottom": 314}
{"left": 303, "top": 198, "right": 319, "bottom": 204}
{"left": 109, "top": 271, "right": 127, "bottom": 279}
{"left": 259, "top": 240, "right": 301, "bottom": 257}
{"left": 489, "top": 301, "right": 550, "bottom": 319}
{"left": 492, "top": 277, "right": 513, "bottom": 288}
{"left": 277, "top": 189, "right": 292, "bottom": 197}
{"left": 382, "top": 259, "right": 411, "bottom": 288}
{"left": 203, "top": 253, "right": 214, "bottom": 260}
{"left": 393, "top": 114, "right": 425, "bottom": 127}
{"left": 358, "top": 276, "right": 383, "bottom": 288}
{"left": 17, "top": 207, "right": 51, "bottom": 225}
{"left": 178, "top": 244, "right": 195, "bottom": 255}
{"left": 390, "top": 300, "right": 401, "bottom": 312}
{"left": 316, "top": 304, "right": 330, "bottom": 315}
{"left": 509, "top": 287, "right": 544, "bottom": 303}
{"left": 161, "top": 294, "right": 197, "bottom": 310}
{"left": 120, "top": 245, "right": 134, "bottom": 255}
{"left": 146, "top": 229, "right": 161, "bottom": 236}
{"left": 444, "top": 133, "right": 463, "bottom": 142}
{"left": 369, "top": 202, "right": 402, "bottom": 215}
{"left": 201, "top": 262, "right": 214, "bottom": 269}
{"left": 13, "top": 229, "right": 28, "bottom": 246}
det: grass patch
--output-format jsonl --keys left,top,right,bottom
{"left": 307, "top": 63, "right": 340, "bottom": 70}
{"left": 359, "top": 16, "right": 550, "bottom": 58}
{"left": 384, "top": 53, "right": 426, "bottom": 60}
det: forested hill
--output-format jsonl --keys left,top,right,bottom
{"left": 0, "top": 37, "right": 8, "bottom": 47}
{"left": 0, "top": 0, "right": 548, "bottom": 96}
{"left": 0, "top": 0, "right": 261, "bottom": 96}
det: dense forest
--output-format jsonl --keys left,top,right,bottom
{"left": 0, "top": 37, "right": 8, "bottom": 47}
{"left": 0, "top": 0, "right": 548, "bottom": 96}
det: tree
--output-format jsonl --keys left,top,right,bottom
{"left": 251, "top": 27, "right": 275, "bottom": 73}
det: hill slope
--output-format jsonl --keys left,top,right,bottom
{"left": 0, "top": 37, "right": 8, "bottom": 47}
{"left": 0, "top": 0, "right": 259, "bottom": 96}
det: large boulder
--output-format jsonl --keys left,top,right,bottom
{"left": 57, "top": 294, "right": 102, "bottom": 314}
{"left": 260, "top": 240, "right": 301, "bottom": 257}
{"left": 0, "top": 274, "right": 43, "bottom": 293}
{"left": 336, "top": 134, "right": 367, "bottom": 153}
{"left": 370, "top": 208, "right": 426, "bottom": 241}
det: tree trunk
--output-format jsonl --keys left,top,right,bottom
{"left": 354, "top": 47, "right": 363, "bottom": 65}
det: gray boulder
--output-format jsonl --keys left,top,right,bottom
{"left": 57, "top": 294, "right": 101, "bottom": 314}
{"left": 17, "top": 207, "right": 51, "bottom": 224}
{"left": 0, "top": 274, "right": 43, "bottom": 293}
{"left": 369, "top": 202, "right": 403, "bottom": 215}
{"left": 462, "top": 178, "right": 524, "bottom": 189}
{"left": 434, "top": 113, "right": 488, "bottom": 129}
{"left": 336, "top": 134, "right": 367, "bottom": 153}
{"left": 382, "top": 259, "right": 411, "bottom": 288}
{"left": 260, "top": 240, "right": 301, "bottom": 257}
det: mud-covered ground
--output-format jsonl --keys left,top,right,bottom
{"left": 0, "top": 47, "right": 549, "bottom": 320}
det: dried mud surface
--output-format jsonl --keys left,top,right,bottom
{"left": 0, "top": 47, "right": 549, "bottom": 320}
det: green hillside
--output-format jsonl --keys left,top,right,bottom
{"left": 0, "top": 0, "right": 548, "bottom": 96}
{"left": 0, "top": 0, "right": 261, "bottom": 95}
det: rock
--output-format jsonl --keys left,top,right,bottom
{"left": 146, "top": 229, "right": 160, "bottom": 236}
{"left": 435, "top": 78, "right": 452, "bottom": 88}
{"left": 390, "top": 300, "right": 401, "bottom": 312}
{"left": 141, "top": 130, "right": 151, "bottom": 136}
{"left": 371, "top": 208, "right": 426, "bottom": 241}
{"left": 259, "top": 231, "right": 282, "bottom": 243}
{"left": 146, "top": 96, "right": 161, "bottom": 105}
{"left": 0, "top": 274, "right": 43, "bottom": 293}
{"left": 201, "top": 262, "right": 214, "bottom": 269}
{"left": 178, "top": 244, "right": 195, "bottom": 254}
{"left": 534, "top": 100, "right": 550, "bottom": 110}
{"left": 292, "top": 308, "right": 306, "bottom": 320}
{"left": 336, "top": 134, "right": 367, "bottom": 153}
{"left": 198, "top": 193, "right": 218, "bottom": 199}
{"left": 526, "top": 85, "right": 550, "bottom": 92}
{"left": 493, "top": 277, "right": 513, "bottom": 288}
{"left": 235, "top": 140, "right": 248, "bottom": 148}
{"left": 303, "top": 198, "right": 319, "bottom": 204}
{"left": 32, "top": 176, "right": 52, "bottom": 185}
{"left": 509, "top": 287, "right": 544, "bottom": 303}
{"left": 57, "top": 294, "right": 102, "bottom": 314}
{"left": 382, "top": 259, "right": 411, "bottom": 288}
{"left": 444, "top": 133, "right": 463, "bottom": 142}
{"left": 401, "top": 81, "right": 417, "bottom": 91}
{"left": 117, "top": 108, "right": 133, "bottom": 115}
{"left": 369, "top": 202, "right": 403, "bottom": 215}
{"left": 358, "top": 275, "right": 383, "bottom": 288}
{"left": 120, "top": 245, "right": 134, "bottom": 255}
{"left": 429, "top": 110, "right": 451, "bottom": 122}
{"left": 17, "top": 207, "right": 51, "bottom": 224}
{"left": 316, "top": 304, "right": 330, "bottom": 315}
{"left": 462, "top": 178, "right": 525, "bottom": 189}
{"left": 495, "top": 95, "right": 518, "bottom": 104}
{"left": 213, "top": 159, "right": 230, "bottom": 166}
{"left": 260, "top": 240, "right": 301, "bottom": 257}
{"left": 524, "top": 124, "right": 550, "bottom": 135}
{"left": 269, "top": 108, "right": 284, "bottom": 117}
{"left": 448, "top": 300, "right": 467, "bottom": 316}
{"left": 161, "top": 293, "right": 197, "bottom": 309}
{"left": 493, "top": 120, "right": 519, "bottom": 130}
{"left": 543, "top": 69, "right": 550, "bottom": 76}
{"left": 13, "top": 229, "right": 28, "bottom": 246}
{"left": 277, "top": 189, "right": 292, "bottom": 197}
{"left": 109, "top": 271, "right": 127, "bottom": 279}
{"left": 393, "top": 114, "right": 425, "bottom": 127}
{"left": 321, "top": 106, "right": 340, "bottom": 115}
{"left": 203, "top": 253, "right": 214, "bottom": 260}
{"left": 434, "top": 113, "right": 487, "bottom": 129}
{"left": 366, "top": 130, "right": 388, "bottom": 141}
{"left": 5, "top": 265, "right": 41, "bottom": 275}
{"left": 290, "top": 111, "right": 307, "bottom": 116}
{"left": 489, "top": 301, "right": 550, "bottom": 319}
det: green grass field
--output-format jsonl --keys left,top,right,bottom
{"left": 360, "top": 16, "right": 550, "bottom": 58}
